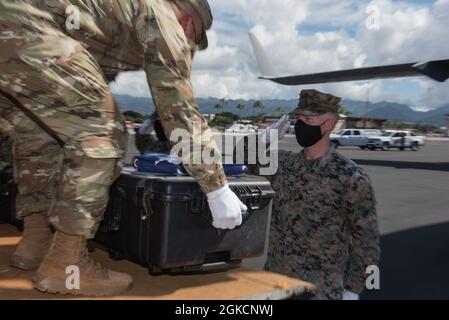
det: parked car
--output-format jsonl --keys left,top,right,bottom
{"left": 286, "top": 120, "right": 296, "bottom": 134}
{"left": 367, "top": 130, "right": 425, "bottom": 151}
{"left": 330, "top": 129, "right": 382, "bottom": 149}
{"left": 225, "top": 124, "right": 257, "bottom": 133}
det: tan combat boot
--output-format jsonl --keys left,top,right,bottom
{"left": 10, "top": 213, "right": 53, "bottom": 271}
{"left": 32, "top": 231, "right": 133, "bottom": 296}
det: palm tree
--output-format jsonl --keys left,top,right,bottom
{"left": 214, "top": 103, "right": 223, "bottom": 115}
{"left": 235, "top": 102, "right": 245, "bottom": 118}
{"left": 253, "top": 100, "right": 265, "bottom": 116}
{"left": 337, "top": 104, "right": 351, "bottom": 116}
{"left": 275, "top": 106, "right": 285, "bottom": 116}
{"left": 219, "top": 98, "right": 228, "bottom": 114}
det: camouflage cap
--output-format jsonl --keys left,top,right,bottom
{"left": 176, "top": 0, "right": 213, "bottom": 50}
{"left": 293, "top": 89, "right": 341, "bottom": 116}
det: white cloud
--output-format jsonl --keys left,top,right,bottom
{"left": 301, "top": 0, "right": 364, "bottom": 28}
{"left": 110, "top": 71, "right": 149, "bottom": 98}
{"left": 192, "top": 31, "right": 238, "bottom": 72}
{"left": 414, "top": 78, "right": 449, "bottom": 110}
{"left": 111, "top": 0, "right": 449, "bottom": 110}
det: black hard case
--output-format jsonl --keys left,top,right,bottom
{"left": 95, "top": 167, "right": 275, "bottom": 275}
{"left": 0, "top": 165, "right": 21, "bottom": 229}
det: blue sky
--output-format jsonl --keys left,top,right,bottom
{"left": 111, "top": 0, "right": 449, "bottom": 111}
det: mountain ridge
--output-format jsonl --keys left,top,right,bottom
{"left": 114, "top": 94, "right": 449, "bottom": 126}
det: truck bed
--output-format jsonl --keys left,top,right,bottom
{"left": 0, "top": 224, "right": 314, "bottom": 300}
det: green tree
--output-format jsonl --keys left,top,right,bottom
{"left": 274, "top": 106, "right": 286, "bottom": 116}
{"left": 253, "top": 100, "right": 265, "bottom": 116}
{"left": 337, "top": 104, "right": 351, "bottom": 116}
{"left": 214, "top": 103, "right": 223, "bottom": 115}
{"left": 123, "top": 111, "right": 145, "bottom": 123}
{"left": 221, "top": 112, "right": 240, "bottom": 121}
{"left": 412, "top": 122, "right": 439, "bottom": 134}
{"left": 384, "top": 121, "right": 410, "bottom": 130}
{"left": 209, "top": 114, "right": 236, "bottom": 127}
{"left": 235, "top": 102, "right": 245, "bottom": 117}
{"left": 246, "top": 113, "right": 266, "bottom": 124}
{"left": 219, "top": 98, "right": 228, "bottom": 114}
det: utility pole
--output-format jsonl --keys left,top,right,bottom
{"left": 364, "top": 85, "right": 370, "bottom": 128}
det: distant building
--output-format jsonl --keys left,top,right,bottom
{"left": 264, "top": 115, "right": 283, "bottom": 123}
{"left": 336, "top": 115, "right": 387, "bottom": 131}
{"left": 237, "top": 119, "right": 254, "bottom": 124}
{"left": 259, "top": 114, "right": 387, "bottom": 132}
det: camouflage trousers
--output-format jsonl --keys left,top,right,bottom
{"left": 0, "top": 17, "right": 125, "bottom": 239}
{"left": 0, "top": 131, "right": 12, "bottom": 163}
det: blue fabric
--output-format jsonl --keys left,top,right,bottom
{"left": 133, "top": 153, "right": 248, "bottom": 176}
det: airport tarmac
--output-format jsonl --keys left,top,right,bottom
{"left": 126, "top": 135, "right": 449, "bottom": 299}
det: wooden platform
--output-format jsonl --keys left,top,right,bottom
{"left": 0, "top": 224, "right": 314, "bottom": 300}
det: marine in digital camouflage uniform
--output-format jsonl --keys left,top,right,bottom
{"left": 0, "top": 0, "right": 225, "bottom": 239}
{"left": 248, "top": 90, "right": 380, "bottom": 300}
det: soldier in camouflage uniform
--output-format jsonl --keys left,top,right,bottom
{"left": 0, "top": 0, "right": 246, "bottom": 296}
{"left": 0, "top": 132, "right": 13, "bottom": 166}
{"left": 257, "top": 90, "right": 381, "bottom": 300}
{"left": 0, "top": 101, "right": 13, "bottom": 167}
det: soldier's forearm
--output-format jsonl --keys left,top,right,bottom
{"left": 146, "top": 74, "right": 228, "bottom": 193}
{"left": 183, "top": 163, "right": 227, "bottom": 194}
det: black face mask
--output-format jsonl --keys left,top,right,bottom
{"left": 295, "top": 120, "right": 327, "bottom": 148}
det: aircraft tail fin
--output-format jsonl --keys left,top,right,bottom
{"left": 248, "top": 31, "right": 279, "bottom": 78}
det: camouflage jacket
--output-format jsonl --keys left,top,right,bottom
{"left": 263, "top": 148, "right": 380, "bottom": 300}
{"left": 0, "top": 0, "right": 226, "bottom": 193}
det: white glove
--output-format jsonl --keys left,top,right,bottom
{"left": 343, "top": 291, "right": 360, "bottom": 300}
{"left": 139, "top": 119, "right": 154, "bottom": 135}
{"left": 207, "top": 185, "right": 247, "bottom": 230}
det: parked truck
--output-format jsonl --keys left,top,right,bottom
{"left": 367, "top": 130, "right": 425, "bottom": 151}
{"left": 330, "top": 129, "right": 382, "bottom": 149}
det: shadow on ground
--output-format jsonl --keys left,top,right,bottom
{"left": 353, "top": 159, "right": 449, "bottom": 172}
{"left": 362, "top": 222, "right": 449, "bottom": 300}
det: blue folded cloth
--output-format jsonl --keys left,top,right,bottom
{"left": 133, "top": 152, "right": 248, "bottom": 176}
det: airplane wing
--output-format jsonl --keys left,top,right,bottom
{"left": 249, "top": 32, "right": 449, "bottom": 85}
